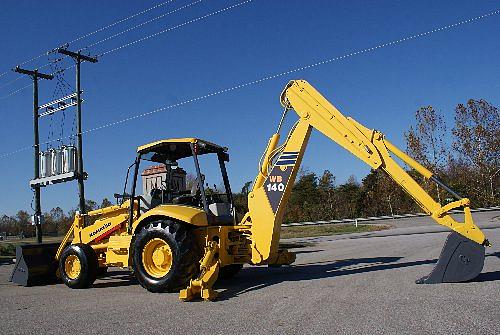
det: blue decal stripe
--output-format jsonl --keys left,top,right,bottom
{"left": 283, "top": 151, "right": 299, "bottom": 155}
{"left": 276, "top": 160, "right": 296, "bottom": 166}
{"left": 280, "top": 154, "right": 299, "bottom": 159}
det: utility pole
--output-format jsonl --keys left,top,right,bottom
{"left": 14, "top": 66, "right": 53, "bottom": 243}
{"left": 58, "top": 48, "right": 97, "bottom": 218}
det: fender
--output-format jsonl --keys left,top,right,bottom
{"left": 132, "top": 204, "right": 208, "bottom": 233}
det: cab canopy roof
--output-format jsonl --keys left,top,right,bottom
{"left": 137, "top": 138, "right": 227, "bottom": 161}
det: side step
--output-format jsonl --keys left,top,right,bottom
{"left": 10, "top": 243, "right": 60, "bottom": 286}
{"left": 416, "top": 232, "right": 485, "bottom": 284}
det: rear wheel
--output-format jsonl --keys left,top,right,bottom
{"left": 59, "top": 244, "right": 98, "bottom": 289}
{"left": 133, "top": 219, "right": 200, "bottom": 292}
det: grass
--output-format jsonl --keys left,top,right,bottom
{"left": 280, "top": 223, "right": 390, "bottom": 239}
{"left": 0, "top": 244, "right": 16, "bottom": 257}
{"left": 0, "top": 236, "right": 63, "bottom": 257}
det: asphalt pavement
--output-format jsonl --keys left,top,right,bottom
{"left": 1, "top": 212, "right": 499, "bottom": 335}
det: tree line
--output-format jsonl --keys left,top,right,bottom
{"left": 236, "top": 98, "right": 499, "bottom": 223}
{"left": 1, "top": 99, "right": 498, "bottom": 235}
{"left": 0, "top": 199, "right": 112, "bottom": 238}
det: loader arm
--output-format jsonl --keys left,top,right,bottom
{"left": 245, "top": 79, "right": 489, "bottom": 265}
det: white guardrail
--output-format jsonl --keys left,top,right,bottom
{"left": 282, "top": 206, "right": 500, "bottom": 227}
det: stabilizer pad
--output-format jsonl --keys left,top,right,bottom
{"left": 10, "top": 243, "right": 60, "bottom": 286}
{"left": 416, "top": 232, "right": 485, "bottom": 284}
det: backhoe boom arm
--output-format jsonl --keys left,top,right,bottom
{"left": 245, "top": 80, "right": 488, "bottom": 265}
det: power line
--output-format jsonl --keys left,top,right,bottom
{"left": 0, "top": 0, "right": 251, "bottom": 100}
{"left": 83, "top": 0, "right": 203, "bottom": 50}
{"left": 22, "top": 0, "right": 198, "bottom": 75}
{"left": 0, "top": 64, "right": 76, "bottom": 100}
{"left": 0, "top": 145, "right": 32, "bottom": 159}
{"left": 0, "top": 76, "right": 23, "bottom": 90}
{"left": 0, "top": 83, "right": 32, "bottom": 100}
{"left": 66, "top": 0, "right": 177, "bottom": 46}
{"left": 99, "top": 0, "right": 254, "bottom": 57}
{"left": 1, "top": 8, "right": 498, "bottom": 159}
{"left": 0, "top": 0, "right": 177, "bottom": 80}
{"left": 0, "top": 63, "right": 77, "bottom": 100}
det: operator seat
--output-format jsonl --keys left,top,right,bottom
{"left": 140, "top": 189, "right": 163, "bottom": 213}
{"left": 208, "top": 202, "right": 234, "bottom": 225}
{"left": 172, "top": 177, "right": 201, "bottom": 206}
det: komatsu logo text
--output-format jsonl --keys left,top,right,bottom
{"left": 89, "top": 222, "right": 112, "bottom": 238}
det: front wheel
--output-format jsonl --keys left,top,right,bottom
{"left": 132, "top": 220, "right": 200, "bottom": 292}
{"left": 59, "top": 244, "right": 98, "bottom": 289}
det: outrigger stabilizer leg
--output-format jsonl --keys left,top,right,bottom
{"left": 179, "top": 241, "right": 220, "bottom": 301}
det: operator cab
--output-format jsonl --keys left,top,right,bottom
{"left": 118, "top": 138, "right": 234, "bottom": 225}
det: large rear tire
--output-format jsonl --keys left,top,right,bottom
{"left": 59, "top": 244, "right": 98, "bottom": 289}
{"left": 133, "top": 219, "right": 200, "bottom": 292}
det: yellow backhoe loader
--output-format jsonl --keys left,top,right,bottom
{"left": 11, "top": 80, "right": 490, "bottom": 300}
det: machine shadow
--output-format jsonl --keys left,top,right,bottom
{"left": 92, "top": 270, "right": 138, "bottom": 289}
{"left": 0, "top": 258, "right": 14, "bottom": 266}
{"left": 470, "top": 271, "right": 500, "bottom": 283}
{"left": 468, "top": 252, "right": 500, "bottom": 283}
{"left": 215, "top": 256, "right": 436, "bottom": 300}
{"left": 89, "top": 250, "right": 500, "bottom": 291}
{"left": 293, "top": 249, "right": 324, "bottom": 255}
{"left": 486, "top": 251, "right": 500, "bottom": 259}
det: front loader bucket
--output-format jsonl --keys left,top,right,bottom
{"left": 10, "top": 243, "right": 60, "bottom": 286}
{"left": 416, "top": 232, "right": 485, "bottom": 284}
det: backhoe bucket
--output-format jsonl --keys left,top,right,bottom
{"left": 10, "top": 243, "right": 60, "bottom": 286}
{"left": 416, "top": 232, "right": 485, "bottom": 284}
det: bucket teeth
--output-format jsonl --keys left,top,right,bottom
{"left": 416, "top": 232, "right": 485, "bottom": 284}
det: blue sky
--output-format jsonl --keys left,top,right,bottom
{"left": 0, "top": 0, "right": 498, "bottom": 215}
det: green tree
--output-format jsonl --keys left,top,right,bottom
{"left": 241, "top": 181, "right": 253, "bottom": 195}
{"left": 317, "top": 170, "right": 335, "bottom": 220}
{"left": 233, "top": 181, "right": 253, "bottom": 221}
{"left": 360, "top": 169, "right": 418, "bottom": 217}
{"left": 100, "top": 198, "right": 113, "bottom": 208}
{"left": 0, "top": 215, "right": 17, "bottom": 235}
{"left": 45, "top": 207, "right": 65, "bottom": 235}
{"left": 334, "top": 176, "right": 361, "bottom": 219}
{"left": 285, "top": 170, "right": 319, "bottom": 222}
{"left": 15, "top": 210, "right": 32, "bottom": 237}
{"left": 84, "top": 199, "right": 98, "bottom": 212}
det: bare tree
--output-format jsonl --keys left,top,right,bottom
{"left": 405, "top": 106, "right": 449, "bottom": 203}
{"left": 452, "top": 99, "right": 500, "bottom": 204}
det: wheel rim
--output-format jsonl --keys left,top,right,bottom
{"left": 142, "top": 238, "right": 173, "bottom": 278}
{"left": 65, "top": 255, "right": 81, "bottom": 280}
